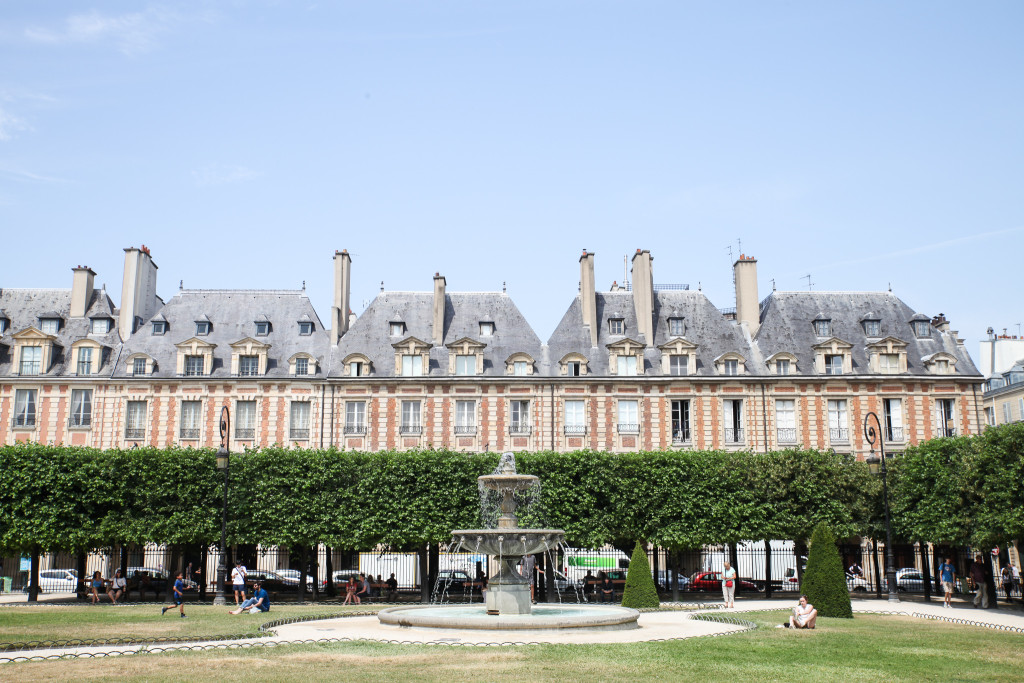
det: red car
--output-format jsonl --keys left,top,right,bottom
{"left": 688, "top": 571, "right": 759, "bottom": 592}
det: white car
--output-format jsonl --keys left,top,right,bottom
{"left": 847, "top": 573, "right": 871, "bottom": 592}
{"left": 31, "top": 568, "right": 79, "bottom": 593}
{"left": 276, "top": 569, "right": 315, "bottom": 587}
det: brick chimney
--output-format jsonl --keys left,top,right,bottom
{"left": 579, "top": 250, "right": 597, "bottom": 347}
{"left": 332, "top": 249, "right": 352, "bottom": 344}
{"left": 733, "top": 254, "right": 759, "bottom": 337}
{"left": 433, "top": 272, "right": 446, "bottom": 345}
{"left": 631, "top": 249, "right": 654, "bottom": 343}
{"left": 119, "top": 246, "right": 159, "bottom": 340}
{"left": 70, "top": 266, "right": 96, "bottom": 318}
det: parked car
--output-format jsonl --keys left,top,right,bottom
{"left": 655, "top": 570, "right": 690, "bottom": 592}
{"left": 435, "top": 569, "right": 482, "bottom": 595}
{"left": 30, "top": 568, "right": 79, "bottom": 593}
{"left": 688, "top": 571, "right": 759, "bottom": 593}
{"left": 126, "top": 567, "right": 170, "bottom": 597}
{"left": 322, "top": 570, "right": 363, "bottom": 591}
{"left": 244, "top": 569, "right": 294, "bottom": 594}
{"left": 276, "top": 569, "right": 315, "bottom": 588}
{"left": 847, "top": 572, "right": 871, "bottom": 592}
{"left": 895, "top": 568, "right": 925, "bottom": 592}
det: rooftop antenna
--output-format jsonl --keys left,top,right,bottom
{"left": 623, "top": 255, "right": 628, "bottom": 290}
{"left": 726, "top": 244, "right": 733, "bottom": 262}
{"left": 888, "top": 282, "right": 892, "bottom": 292}
{"left": 736, "top": 238, "right": 742, "bottom": 254}
{"left": 302, "top": 280, "right": 306, "bottom": 291}
{"left": 802, "top": 274, "right": 814, "bottom": 291}
{"left": 380, "top": 280, "right": 384, "bottom": 292}
{"left": 1017, "top": 323, "right": 1022, "bottom": 336}
{"left": 502, "top": 281, "right": 506, "bottom": 294}
{"left": 179, "top": 280, "right": 183, "bottom": 290}
{"left": 771, "top": 278, "right": 776, "bottom": 291}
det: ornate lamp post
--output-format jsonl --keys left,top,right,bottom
{"left": 213, "top": 406, "right": 231, "bottom": 606}
{"left": 863, "top": 411, "right": 899, "bottom": 603}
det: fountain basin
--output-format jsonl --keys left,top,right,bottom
{"left": 478, "top": 473, "right": 539, "bottom": 491}
{"left": 451, "top": 529, "right": 564, "bottom": 557}
{"left": 377, "top": 604, "right": 640, "bottom": 631}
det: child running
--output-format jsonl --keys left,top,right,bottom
{"left": 161, "top": 571, "right": 188, "bottom": 618}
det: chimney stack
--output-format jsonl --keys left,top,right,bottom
{"left": 70, "top": 266, "right": 96, "bottom": 318}
{"left": 733, "top": 254, "right": 759, "bottom": 337}
{"left": 119, "top": 246, "right": 159, "bottom": 340}
{"left": 579, "top": 250, "right": 597, "bottom": 347}
{"left": 630, "top": 249, "right": 654, "bottom": 343}
{"left": 433, "top": 272, "right": 446, "bottom": 345}
{"left": 332, "top": 250, "right": 352, "bottom": 344}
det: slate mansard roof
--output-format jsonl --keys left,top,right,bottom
{"left": 115, "top": 290, "right": 329, "bottom": 379}
{"left": 333, "top": 291, "right": 543, "bottom": 377}
{"left": 0, "top": 288, "right": 121, "bottom": 376}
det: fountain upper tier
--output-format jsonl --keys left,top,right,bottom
{"left": 478, "top": 472, "right": 539, "bottom": 492}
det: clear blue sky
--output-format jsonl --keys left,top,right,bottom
{"left": 2, "top": 2, "right": 1022, "bottom": 354}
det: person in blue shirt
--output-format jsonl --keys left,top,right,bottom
{"left": 229, "top": 581, "right": 270, "bottom": 614}
{"left": 939, "top": 558, "right": 957, "bottom": 609}
{"left": 161, "top": 572, "right": 187, "bottom": 618}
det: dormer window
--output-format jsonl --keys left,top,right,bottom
{"left": 185, "top": 355, "right": 205, "bottom": 376}
{"left": 296, "top": 357, "right": 309, "bottom": 376}
{"left": 152, "top": 320, "right": 168, "bottom": 335}
{"left": 863, "top": 320, "right": 880, "bottom": 337}
{"left": 505, "top": 353, "right": 535, "bottom": 376}
{"left": 40, "top": 318, "right": 60, "bottom": 334}
{"left": 90, "top": 318, "right": 111, "bottom": 334}
{"left": 668, "top": 318, "right": 685, "bottom": 337}
{"left": 568, "top": 361, "right": 582, "bottom": 376}
{"left": 714, "top": 352, "right": 747, "bottom": 376}
{"left": 19, "top": 346, "right": 42, "bottom": 375}
{"left": 913, "top": 321, "right": 930, "bottom": 338}
{"left": 456, "top": 355, "right": 476, "bottom": 376}
{"left": 766, "top": 352, "right": 798, "bottom": 376}
{"left": 0, "top": 318, "right": 8, "bottom": 334}
{"left": 76, "top": 347, "right": 94, "bottom": 375}
{"left": 196, "top": 321, "right": 211, "bottom": 336}
{"left": 255, "top": 321, "right": 270, "bottom": 336}
{"left": 824, "top": 354, "right": 843, "bottom": 375}
{"left": 609, "top": 318, "right": 625, "bottom": 335}
{"left": 617, "top": 355, "right": 638, "bottom": 376}
{"left": 390, "top": 322, "right": 406, "bottom": 336}
{"left": 777, "top": 359, "right": 790, "bottom": 375}
{"left": 479, "top": 322, "right": 495, "bottom": 336}
{"left": 238, "top": 355, "right": 259, "bottom": 376}
{"left": 813, "top": 319, "right": 832, "bottom": 337}
{"left": 133, "top": 357, "right": 147, "bottom": 375}
{"left": 298, "top": 321, "right": 313, "bottom": 335}
{"left": 402, "top": 355, "right": 423, "bottom": 376}
{"left": 559, "top": 353, "right": 589, "bottom": 377}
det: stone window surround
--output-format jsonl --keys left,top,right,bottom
{"left": 658, "top": 338, "right": 697, "bottom": 375}
{"left": 229, "top": 337, "right": 271, "bottom": 377}
{"left": 175, "top": 337, "right": 216, "bottom": 377}
{"left": 126, "top": 352, "right": 156, "bottom": 376}
{"left": 10, "top": 328, "right": 58, "bottom": 376}
{"left": 505, "top": 352, "right": 536, "bottom": 376}
{"left": 765, "top": 351, "right": 798, "bottom": 375}
{"left": 559, "top": 352, "right": 589, "bottom": 376}
{"left": 340, "top": 352, "right": 371, "bottom": 377}
{"left": 446, "top": 337, "right": 486, "bottom": 376}
{"left": 69, "top": 339, "right": 104, "bottom": 376}
{"left": 867, "top": 337, "right": 908, "bottom": 374}
{"left": 608, "top": 338, "right": 645, "bottom": 376}
{"left": 812, "top": 337, "right": 853, "bottom": 375}
{"left": 922, "top": 351, "right": 958, "bottom": 375}
{"left": 392, "top": 336, "right": 431, "bottom": 376}
{"left": 713, "top": 351, "right": 747, "bottom": 376}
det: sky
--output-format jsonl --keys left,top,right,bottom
{"left": 2, "top": 2, "right": 1022, "bottom": 355}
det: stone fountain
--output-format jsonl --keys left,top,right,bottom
{"left": 377, "top": 453, "right": 640, "bottom": 631}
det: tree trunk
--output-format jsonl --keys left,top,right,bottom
{"left": 419, "top": 545, "right": 429, "bottom": 603}
{"left": 764, "top": 540, "right": 773, "bottom": 599}
{"left": 921, "top": 542, "right": 932, "bottom": 602}
{"left": 325, "top": 547, "right": 335, "bottom": 598}
{"left": 28, "top": 547, "right": 40, "bottom": 603}
{"left": 76, "top": 551, "right": 87, "bottom": 601}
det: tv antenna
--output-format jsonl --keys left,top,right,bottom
{"left": 802, "top": 274, "right": 815, "bottom": 291}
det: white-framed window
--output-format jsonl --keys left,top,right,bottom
{"left": 455, "top": 400, "right": 476, "bottom": 434}
{"left": 814, "top": 319, "right": 832, "bottom": 337}
{"left": 776, "top": 399, "right": 796, "bottom": 444}
{"left": 609, "top": 318, "right": 624, "bottom": 335}
{"left": 238, "top": 355, "right": 259, "bottom": 376}
{"left": 479, "top": 322, "right": 494, "bottom": 336}
{"left": 296, "top": 357, "right": 310, "bottom": 376}
{"left": 669, "top": 355, "right": 688, "bottom": 376}
{"left": 299, "top": 321, "right": 313, "bottom": 335}
{"left": 19, "top": 346, "right": 42, "bottom": 375}
{"left": 863, "top": 320, "right": 881, "bottom": 337}
{"left": 1019, "top": 398, "right": 1024, "bottom": 421}
{"left": 13, "top": 389, "right": 37, "bottom": 428}
{"left": 564, "top": 399, "right": 586, "bottom": 434}
{"left": 69, "top": 389, "right": 92, "bottom": 428}
{"left": 936, "top": 398, "right": 955, "bottom": 437}
{"left": 401, "top": 355, "right": 422, "bottom": 377}
{"left": 985, "top": 406, "right": 995, "bottom": 426}
{"left": 617, "top": 355, "right": 638, "bottom": 376}
{"left": 668, "top": 318, "right": 685, "bottom": 336}
{"left": 455, "top": 354, "right": 475, "bottom": 376}
{"left": 671, "top": 399, "right": 690, "bottom": 443}
{"left": 567, "top": 361, "right": 582, "bottom": 377}
{"left": 400, "top": 400, "right": 421, "bottom": 433}
{"left": 235, "top": 400, "right": 257, "bottom": 439}
{"left": 40, "top": 318, "right": 59, "bottom": 334}
{"left": 776, "top": 359, "right": 790, "bottom": 376}
{"left": 196, "top": 321, "right": 211, "bottom": 336}
{"left": 185, "top": 355, "right": 205, "bottom": 376}
{"left": 151, "top": 320, "right": 167, "bottom": 335}
{"left": 125, "top": 400, "right": 147, "bottom": 440}
{"left": 510, "top": 400, "right": 530, "bottom": 434}
{"left": 617, "top": 399, "right": 639, "bottom": 433}
{"left": 76, "top": 347, "right": 93, "bottom": 375}
{"left": 828, "top": 399, "right": 849, "bottom": 442}
{"left": 723, "top": 359, "right": 738, "bottom": 376}
{"left": 345, "top": 401, "right": 366, "bottom": 434}
{"left": 390, "top": 322, "right": 405, "bottom": 336}
{"left": 883, "top": 398, "right": 904, "bottom": 441}
{"left": 513, "top": 361, "right": 528, "bottom": 376}
{"left": 824, "top": 355, "right": 843, "bottom": 375}
{"left": 913, "top": 321, "right": 931, "bottom": 338}
{"left": 290, "top": 401, "right": 311, "bottom": 440}
{"left": 133, "top": 357, "right": 147, "bottom": 375}
{"left": 90, "top": 318, "right": 111, "bottom": 334}
{"left": 879, "top": 353, "right": 899, "bottom": 374}
{"left": 255, "top": 321, "right": 270, "bottom": 336}
{"left": 1001, "top": 403, "right": 1011, "bottom": 424}
{"left": 723, "top": 399, "right": 743, "bottom": 443}
{"left": 180, "top": 401, "right": 202, "bottom": 439}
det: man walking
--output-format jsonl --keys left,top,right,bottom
{"left": 230, "top": 560, "right": 247, "bottom": 606}
{"left": 970, "top": 555, "right": 990, "bottom": 609}
{"left": 938, "top": 558, "right": 956, "bottom": 608}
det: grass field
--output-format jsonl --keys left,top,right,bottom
{"left": 1, "top": 609, "right": 1022, "bottom": 681}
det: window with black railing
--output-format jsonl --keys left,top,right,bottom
{"left": 235, "top": 428, "right": 256, "bottom": 439}
{"left": 724, "top": 427, "right": 744, "bottom": 443}
{"left": 777, "top": 427, "right": 797, "bottom": 443}
{"left": 179, "top": 428, "right": 200, "bottom": 440}
{"left": 399, "top": 424, "right": 422, "bottom": 435}
{"left": 125, "top": 427, "right": 146, "bottom": 439}
{"left": 344, "top": 424, "right": 367, "bottom": 435}
{"left": 830, "top": 428, "right": 850, "bottom": 442}
{"left": 617, "top": 423, "right": 639, "bottom": 434}
{"left": 454, "top": 425, "right": 477, "bottom": 435}
{"left": 509, "top": 422, "right": 531, "bottom": 435}
{"left": 563, "top": 425, "right": 587, "bottom": 435}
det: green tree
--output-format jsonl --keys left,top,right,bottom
{"left": 801, "top": 522, "right": 852, "bottom": 618}
{"left": 971, "top": 422, "right": 1024, "bottom": 547}
{"left": 621, "top": 540, "right": 660, "bottom": 608}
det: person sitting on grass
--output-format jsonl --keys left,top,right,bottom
{"left": 106, "top": 569, "right": 126, "bottom": 604}
{"left": 229, "top": 581, "right": 270, "bottom": 614}
{"left": 786, "top": 595, "right": 817, "bottom": 629}
{"left": 161, "top": 571, "right": 187, "bottom": 618}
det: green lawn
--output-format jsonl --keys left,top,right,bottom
{"left": 0, "top": 603, "right": 376, "bottom": 645}
{"left": 2, "top": 610, "right": 1022, "bottom": 681}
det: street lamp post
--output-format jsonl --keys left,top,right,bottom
{"left": 213, "top": 406, "right": 230, "bottom": 606}
{"left": 863, "top": 411, "right": 899, "bottom": 603}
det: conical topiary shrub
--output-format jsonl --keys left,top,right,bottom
{"left": 621, "top": 540, "right": 660, "bottom": 609}
{"left": 801, "top": 522, "right": 853, "bottom": 618}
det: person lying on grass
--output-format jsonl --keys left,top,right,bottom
{"left": 786, "top": 595, "right": 817, "bottom": 629}
{"left": 229, "top": 581, "right": 270, "bottom": 615}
